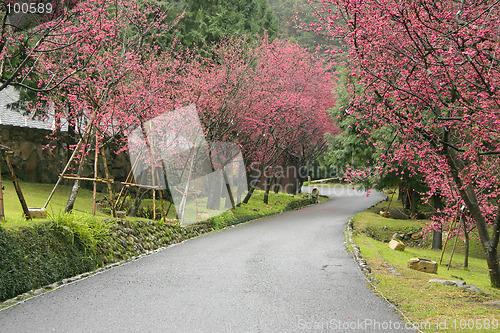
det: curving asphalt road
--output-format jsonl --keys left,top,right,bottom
{"left": 0, "top": 187, "right": 415, "bottom": 332}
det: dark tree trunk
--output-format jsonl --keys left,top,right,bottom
{"left": 242, "top": 186, "right": 256, "bottom": 204}
{"left": 129, "top": 188, "right": 148, "bottom": 217}
{"left": 410, "top": 189, "right": 418, "bottom": 218}
{"left": 242, "top": 166, "right": 263, "bottom": 204}
{"left": 444, "top": 140, "right": 500, "bottom": 287}
{"left": 432, "top": 194, "right": 443, "bottom": 250}
{"left": 273, "top": 177, "right": 282, "bottom": 194}
{"left": 263, "top": 176, "right": 273, "bottom": 204}
{"left": 461, "top": 216, "right": 470, "bottom": 269}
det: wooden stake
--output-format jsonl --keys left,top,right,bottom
{"left": 447, "top": 216, "right": 462, "bottom": 270}
{"left": 384, "top": 189, "right": 396, "bottom": 215}
{"left": 92, "top": 132, "right": 99, "bottom": 216}
{"left": 152, "top": 185, "right": 156, "bottom": 220}
{"left": 115, "top": 151, "right": 142, "bottom": 211}
{"left": 62, "top": 175, "right": 113, "bottom": 183}
{"left": 43, "top": 122, "right": 94, "bottom": 209}
{"left": 439, "top": 206, "right": 460, "bottom": 265}
{"left": 120, "top": 182, "right": 162, "bottom": 190}
{"left": 4, "top": 155, "right": 31, "bottom": 219}
{"left": 101, "top": 147, "right": 115, "bottom": 217}
{"left": 0, "top": 165, "right": 4, "bottom": 221}
{"left": 178, "top": 147, "right": 196, "bottom": 223}
{"left": 222, "top": 169, "right": 236, "bottom": 209}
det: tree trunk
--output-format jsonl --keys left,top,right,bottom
{"left": 444, "top": 141, "right": 500, "bottom": 287}
{"left": 463, "top": 219, "right": 469, "bottom": 269}
{"left": 65, "top": 154, "right": 88, "bottom": 213}
{"left": 432, "top": 194, "right": 443, "bottom": 250}
{"left": 273, "top": 177, "right": 282, "bottom": 194}
{"left": 129, "top": 188, "right": 148, "bottom": 217}
{"left": 242, "top": 166, "right": 263, "bottom": 204}
{"left": 410, "top": 189, "right": 418, "bottom": 218}
{"left": 263, "top": 176, "right": 273, "bottom": 204}
{"left": 242, "top": 186, "right": 255, "bottom": 204}
{"left": 398, "top": 183, "right": 405, "bottom": 202}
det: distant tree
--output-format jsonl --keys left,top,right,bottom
{"left": 175, "top": 0, "right": 278, "bottom": 47}
{"left": 268, "top": 0, "right": 330, "bottom": 50}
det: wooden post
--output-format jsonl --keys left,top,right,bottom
{"left": 384, "top": 189, "right": 396, "bottom": 215}
{"left": 0, "top": 166, "right": 4, "bottom": 221}
{"left": 439, "top": 206, "right": 460, "bottom": 265}
{"left": 152, "top": 186, "right": 156, "bottom": 220}
{"left": 462, "top": 215, "right": 470, "bottom": 269}
{"left": 92, "top": 133, "right": 99, "bottom": 216}
{"left": 101, "top": 147, "right": 115, "bottom": 217}
{"left": 4, "top": 155, "right": 31, "bottom": 219}
{"left": 222, "top": 169, "right": 236, "bottom": 209}
{"left": 178, "top": 148, "right": 196, "bottom": 223}
{"left": 447, "top": 217, "right": 462, "bottom": 270}
{"left": 152, "top": 160, "right": 166, "bottom": 222}
{"left": 115, "top": 151, "right": 142, "bottom": 211}
{"left": 43, "top": 122, "right": 93, "bottom": 210}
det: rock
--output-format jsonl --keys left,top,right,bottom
{"left": 459, "top": 285, "right": 485, "bottom": 295}
{"left": 429, "top": 279, "right": 466, "bottom": 287}
{"left": 379, "top": 210, "right": 390, "bottom": 217}
{"left": 28, "top": 207, "right": 47, "bottom": 219}
{"left": 33, "top": 288, "right": 46, "bottom": 295}
{"left": 19, "top": 141, "right": 36, "bottom": 160}
{"left": 1, "top": 129, "right": 10, "bottom": 141}
{"left": 411, "top": 232, "right": 422, "bottom": 240}
{"left": 2, "top": 299, "right": 17, "bottom": 307}
{"left": 482, "top": 301, "right": 500, "bottom": 309}
{"left": 388, "top": 239, "right": 405, "bottom": 251}
{"left": 116, "top": 211, "right": 127, "bottom": 219}
{"left": 408, "top": 258, "right": 438, "bottom": 274}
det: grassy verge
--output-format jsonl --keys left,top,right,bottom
{"left": 350, "top": 200, "right": 500, "bottom": 332}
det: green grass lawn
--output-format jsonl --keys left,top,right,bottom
{"left": 0, "top": 179, "right": 107, "bottom": 228}
{"left": 351, "top": 197, "right": 500, "bottom": 332}
{"left": 356, "top": 235, "right": 500, "bottom": 332}
{"left": 0, "top": 178, "right": 323, "bottom": 229}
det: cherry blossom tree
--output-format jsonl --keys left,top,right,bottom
{"left": 34, "top": 0, "right": 181, "bottom": 212}
{"left": 182, "top": 37, "right": 337, "bottom": 202}
{"left": 308, "top": 0, "right": 500, "bottom": 287}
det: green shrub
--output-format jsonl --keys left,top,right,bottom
{"left": 0, "top": 222, "right": 101, "bottom": 302}
{"left": 49, "top": 213, "right": 113, "bottom": 256}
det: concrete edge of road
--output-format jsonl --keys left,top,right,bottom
{"left": 344, "top": 217, "right": 422, "bottom": 333}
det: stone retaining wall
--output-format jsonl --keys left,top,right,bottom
{"left": 0, "top": 125, "right": 130, "bottom": 187}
